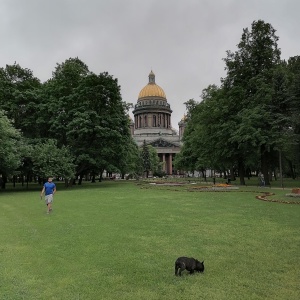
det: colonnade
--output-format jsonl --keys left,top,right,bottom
{"left": 159, "top": 153, "right": 174, "bottom": 175}
{"left": 135, "top": 113, "right": 171, "bottom": 129}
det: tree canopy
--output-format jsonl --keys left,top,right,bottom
{"left": 0, "top": 58, "right": 138, "bottom": 187}
{"left": 0, "top": 110, "right": 22, "bottom": 178}
{"left": 178, "top": 20, "right": 299, "bottom": 183}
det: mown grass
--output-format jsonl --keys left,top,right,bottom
{"left": 0, "top": 180, "right": 300, "bottom": 300}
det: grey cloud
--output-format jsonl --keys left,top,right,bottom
{"left": 0, "top": 0, "right": 299, "bottom": 128}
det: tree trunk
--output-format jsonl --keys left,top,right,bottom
{"left": 246, "top": 168, "right": 251, "bottom": 179}
{"left": 230, "top": 166, "right": 235, "bottom": 181}
{"left": 91, "top": 173, "right": 96, "bottom": 183}
{"left": 238, "top": 159, "right": 246, "bottom": 185}
{"left": 1, "top": 175, "right": 7, "bottom": 189}
{"left": 78, "top": 174, "right": 83, "bottom": 185}
{"left": 99, "top": 173, "right": 103, "bottom": 182}
{"left": 269, "top": 171, "right": 273, "bottom": 182}
{"left": 223, "top": 170, "right": 227, "bottom": 179}
{"left": 288, "top": 159, "right": 296, "bottom": 179}
{"left": 64, "top": 178, "right": 69, "bottom": 187}
{"left": 261, "top": 145, "right": 270, "bottom": 186}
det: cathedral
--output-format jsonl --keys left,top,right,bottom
{"left": 130, "top": 71, "right": 186, "bottom": 175}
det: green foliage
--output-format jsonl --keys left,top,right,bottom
{"left": 0, "top": 110, "right": 22, "bottom": 174}
{"left": 118, "top": 137, "right": 143, "bottom": 177}
{"left": 179, "top": 20, "right": 299, "bottom": 183}
{"left": 0, "top": 63, "right": 41, "bottom": 138}
{"left": 141, "top": 140, "right": 151, "bottom": 177}
{"left": 139, "top": 141, "right": 161, "bottom": 177}
{"left": 37, "top": 58, "right": 132, "bottom": 177}
{"left": 148, "top": 145, "right": 160, "bottom": 173}
{"left": 286, "top": 56, "right": 300, "bottom": 176}
{"left": 31, "top": 139, "right": 75, "bottom": 178}
{"left": 152, "top": 169, "right": 167, "bottom": 178}
{"left": 0, "top": 58, "right": 137, "bottom": 176}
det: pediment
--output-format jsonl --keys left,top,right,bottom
{"left": 148, "top": 138, "right": 179, "bottom": 148}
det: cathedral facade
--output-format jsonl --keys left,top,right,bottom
{"left": 130, "top": 71, "right": 185, "bottom": 175}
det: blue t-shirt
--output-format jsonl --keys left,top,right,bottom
{"left": 44, "top": 182, "right": 56, "bottom": 196}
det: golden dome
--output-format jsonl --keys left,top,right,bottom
{"left": 138, "top": 84, "right": 166, "bottom": 98}
{"left": 138, "top": 70, "right": 166, "bottom": 99}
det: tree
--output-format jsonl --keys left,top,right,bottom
{"left": 0, "top": 111, "right": 22, "bottom": 188}
{"left": 118, "top": 137, "right": 143, "bottom": 179}
{"left": 148, "top": 145, "right": 160, "bottom": 174}
{"left": 37, "top": 57, "right": 90, "bottom": 145}
{"left": 178, "top": 87, "right": 235, "bottom": 179}
{"left": 176, "top": 98, "right": 203, "bottom": 174}
{"left": 222, "top": 20, "right": 287, "bottom": 185}
{"left": 31, "top": 139, "right": 75, "bottom": 181}
{"left": 141, "top": 140, "right": 151, "bottom": 178}
{"left": 178, "top": 20, "right": 296, "bottom": 185}
{"left": 38, "top": 58, "right": 131, "bottom": 179}
{"left": 286, "top": 56, "right": 300, "bottom": 177}
{"left": 0, "top": 63, "right": 41, "bottom": 138}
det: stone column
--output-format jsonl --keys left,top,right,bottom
{"left": 169, "top": 153, "right": 173, "bottom": 174}
{"left": 162, "top": 154, "right": 166, "bottom": 172}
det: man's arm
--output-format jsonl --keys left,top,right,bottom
{"left": 41, "top": 186, "right": 45, "bottom": 197}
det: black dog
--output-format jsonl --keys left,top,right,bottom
{"left": 175, "top": 257, "right": 204, "bottom": 276}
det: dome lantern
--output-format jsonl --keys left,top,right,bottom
{"left": 138, "top": 70, "right": 166, "bottom": 99}
{"left": 149, "top": 70, "right": 155, "bottom": 84}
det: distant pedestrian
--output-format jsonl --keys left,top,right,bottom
{"left": 40, "top": 177, "right": 56, "bottom": 214}
{"left": 259, "top": 172, "right": 265, "bottom": 187}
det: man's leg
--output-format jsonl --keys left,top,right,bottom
{"left": 45, "top": 195, "right": 53, "bottom": 213}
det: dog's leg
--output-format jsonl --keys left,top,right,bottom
{"left": 175, "top": 265, "right": 179, "bottom": 276}
{"left": 178, "top": 262, "right": 185, "bottom": 276}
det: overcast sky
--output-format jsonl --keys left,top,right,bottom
{"left": 1, "top": 0, "right": 299, "bottom": 130}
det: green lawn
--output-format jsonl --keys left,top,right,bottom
{"left": 0, "top": 180, "right": 300, "bottom": 300}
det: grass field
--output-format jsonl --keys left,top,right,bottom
{"left": 0, "top": 180, "right": 300, "bottom": 300}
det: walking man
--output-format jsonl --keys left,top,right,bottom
{"left": 258, "top": 172, "right": 265, "bottom": 187}
{"left": 41, "top": 177, "right": 56, "bottom": 214}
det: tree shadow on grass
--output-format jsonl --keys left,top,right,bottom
{"left": 0, "top": 180, "right": 126, "bottom": 193}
